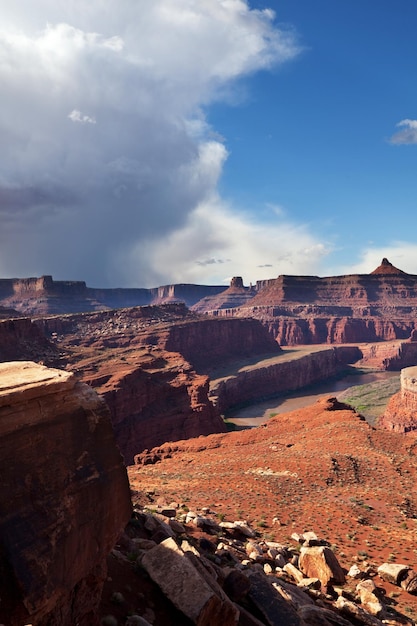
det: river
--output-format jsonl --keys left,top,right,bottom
{"left": 225, "top": 369, "right": 400, "bottom": 428}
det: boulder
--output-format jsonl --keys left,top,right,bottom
{"left": 355, "top": 579, "right": 384, "bottom": 616}
{"left": 335, "top": 596, "right": 384, "bottom": 626}
{"left": 377, "top": 562, "right": 410, "bottom": 586}
{"left": 141, "top": 537, "right": 239, "bottom": 625}
{"left": 400, "top": 569, "right": 417, "bottom": 594}
{"left": 299, "top": 546, "right": 345, "bottom": 587}
{"left": 246, "top": 571, "right": 303, "bottom": 626}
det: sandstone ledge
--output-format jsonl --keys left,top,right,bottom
{"left": 0, "top": 361, "right": 132, "bottom": 626}
{"left": 0, "top": 361, "right": 73, "bottom": 405}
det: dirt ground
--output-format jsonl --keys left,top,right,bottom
{"left": 127, "top": 397, "right": 417, "bottom": 623}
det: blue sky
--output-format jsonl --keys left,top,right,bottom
{"left": 0, "top": 1, "right": 416, "bottom": 287}
{"left": 209, "top": 0, "right": 417, "bottom": 275}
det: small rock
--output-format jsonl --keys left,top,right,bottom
{"left": 181, "top": 540, "right": 200, "bottom": 556}
{"left": 347, "top": 564, "right": 362, "bottom": 579}
{"left": 297, "top": 577, "right": 321, "bottom": 590}
{"left": 157, "top": 507, "right": 177, "bottom": 518}
{"left": 283, "top": 562, "right": 305, "bottom": 583}
{"left": 356, "top": 579, "right": 384, "bottom": 616}
{"left": 275, "top": 554, "right": 286, "bottom": 568}
{"left": 233, "top": 520, "right": 256, "bottom": 538}
{"left": 168, "top": 518, "right": 186, "bottom": 534}
{"left": 223, "top": 568, "right": 251, "bottom": 602}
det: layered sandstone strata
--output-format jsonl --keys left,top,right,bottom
{"left": 194, "top": 259, "right": 417, "bottom": 345}
{"left": 0, "top": 275, "right": 226, "bottom": 315}
{"left": 36, "top": 304, "right": 279, "bottom": 369}
{"left": 33, "top": 306, "right": 279, "bottom": 459}
{"left": 210, "top": 346, "right": 361, "bottom": 413}
{"left": 83, "top": 348, "right": 227, "bottom": 464}
{"left": 0, "top": 317, "right": 57, "bottom": 362}
{"left": 380, "top": 365, "right": 417, "bottom": 433}
{"left": 0, "top": 361, "right": 131, "bottom": 626}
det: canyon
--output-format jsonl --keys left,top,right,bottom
{"left": 1, "top": 260, "right": 417, "bottom": 623}
{"left": 2, "top": 258, "right": 417, "bottom": 348}
{"left": 2, "top": 296, "right": 417, "bottom": 464}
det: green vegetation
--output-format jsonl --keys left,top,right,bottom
{"left": 337, "top": 375, "right": 400, "bottom": 426}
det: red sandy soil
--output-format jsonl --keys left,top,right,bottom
{"left": 127, "top": 397, "right": 417, "bottom": 621}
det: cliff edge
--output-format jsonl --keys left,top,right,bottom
{"left": 0, "top": 362, "right": 132, "bottom": 626}
{"left": 380, "top": 365, "right": 417, "bottom": 433}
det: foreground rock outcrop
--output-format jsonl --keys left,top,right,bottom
{"left": 99, "top": 502, "right": 417, "bottom": 625}
{"left": 0, "top": 361, "right": 131, "bottom": 626}
{"left": 380, "top": 365, "right": 417, "bottom": 432}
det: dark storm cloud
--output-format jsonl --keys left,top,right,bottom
{"left": 0, "top": 1, "right": 306, "bottom": 286}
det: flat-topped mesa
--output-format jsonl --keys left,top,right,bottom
{"left": 379, "top": 365, "right": 417, "bottom": 433}
{"left": 248, "top": 259, "right": 416, "bottom": 308}
{"left": 0, "top": 276, "right": 228, "bottom": 315}
{"left": 0, "top": 361, "right": 131, "bottom": 626}
{"left": 202, "top": 259, "right": 417, "bottom": 345}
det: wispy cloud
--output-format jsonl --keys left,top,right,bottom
{"left": 389, "top": 119, "right": 417, "bottom": 145}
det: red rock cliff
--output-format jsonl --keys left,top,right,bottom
{"left": 83, "top": 348, "right": 227, "bottom": 464}
{"left": 0, "top": 362, "right": 131, "bottom": 626}
{"left": 0, "top": 317, "right": 57, "bottom": 362}
{"left": 380, "top": 365, "right": 417, "bottom": 433}
{"left": 33, "top": 306, "right": 280, "bottom": 458}
{"left": 196, "top": 260, "right": 417, "bottom": 345}
{"left": 210, "top": 346, "right": 361, "bottom": 413}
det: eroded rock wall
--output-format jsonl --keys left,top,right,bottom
{"left": 359, "top": 340, "right": 417, "bottom": 370}
{"left": 0, "top": 317, "right": 57, "bottom": 362}
{"left": 0, "top": 362, "right": 131, "bottom": 626}
{"left": 0, "top": 276, "right": 227, "bottom": 315}
{"left": 380, "top": 365, "right": 417, "bottom": 433}
{"left": 211, "top": 346, "right": 361, "bottom": 413}
{"left": 163, "top": 317, "right": 280, "bottom": 369}
{"left": 84, "top": 349, "right": 227, "bottom": 463}
{"left": 228, "top": 309, "right": 416, "bottom": 345}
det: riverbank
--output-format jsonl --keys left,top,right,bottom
{"left": 225, "top": 368, "right": 400, "bottom": 428}
{"left": 209, "top": 345, "right": 361, "bottom": 414}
